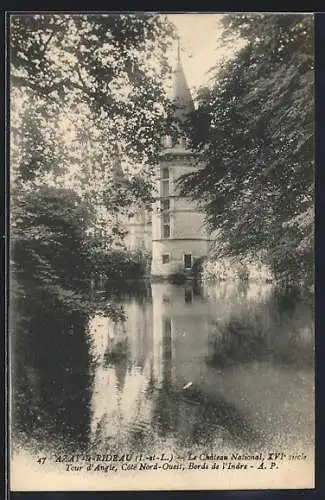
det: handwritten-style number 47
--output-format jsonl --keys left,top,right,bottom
{"left": 37, "top": 457, "right": 46, "bottom": 464}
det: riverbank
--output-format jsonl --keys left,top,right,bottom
{"left": 201, "top": 256, "right": 273, "bottom": 283}
{"left": 199, "top": 255, "right": 313, "bottom": 292}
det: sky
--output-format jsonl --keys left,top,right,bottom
{"left": 166, "top": 13, "right": 235, "bottom": 97}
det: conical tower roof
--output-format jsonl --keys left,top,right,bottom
{"left": 172, "top": 40, "right": 195, "bottom": 122}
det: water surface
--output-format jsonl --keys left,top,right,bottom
{"left": 11, "top": 281, "right": 314, "bottom": 458}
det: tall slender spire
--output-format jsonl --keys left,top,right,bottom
{"left": 172, "top": 39, "right": 194, "bottom": 121}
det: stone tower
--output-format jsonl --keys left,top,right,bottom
{"left": 150, "top": 44, "right": 210, "bottom": 277}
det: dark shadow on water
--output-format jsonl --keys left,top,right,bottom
{"left": 150, "top": 381, "right": 263, "bottom": 451}
{"left": 207, "top": 286, "right": 314, "bottom": 369}
{"left": 104, "top": 279, "right": 152, "bottom": 304}
{"left": 11, "top": 291, "right": 94, "bottom": 452}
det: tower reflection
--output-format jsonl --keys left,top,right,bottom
{"left": 87, "top": 281, "right": 313, "bottom": 453}
{"left": 88, "top": 282, "right": 212, "bottom": 448}
{"left": 151, "top": 282, "right": 210, "bottom": 390}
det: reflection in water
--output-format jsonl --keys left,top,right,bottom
{"left": 11, "top": 299, "right": 93, "bottom": 453}
{"left": 12, "top": 281, "right": 314, "bottom": 457}
{"left": 184, "top": 287, "right": 193, "bottom": 304}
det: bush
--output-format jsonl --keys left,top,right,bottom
{"left": 191, "top": 257, "right": 205, "bottom": 279}
{"left": 101, "top": 249, "right": 151, "bottom": 281}
{"left": 202, "top": 256, "right": 273, "bottom": 283}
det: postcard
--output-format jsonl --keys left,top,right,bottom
{"left": 8, "top": 11, "right": 314, "bottom": 491}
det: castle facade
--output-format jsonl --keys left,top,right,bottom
{"left": 125, "top": 49, "right": 210, "bottom": 277}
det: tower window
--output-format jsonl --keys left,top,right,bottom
{"left": 162, "top": 167, "right": 169, "bottom": 179}
{"left": 161, "top": 206, "right": 170, "bottom": 238}
{"left": 184, "top": 254, "right": 192, "bottom": 269}
{"left": 161, "top": 199, "right": 170, "bottom": 211}
{"left": 162, "top": 179, "right": 169, "bottom": 197}
{"left": 161, "top": 167, "right": 170, "bottom": 196}
{"left": 162, "top": 254, "right": 170, "bottom": 264}
{"left": 163, "top": 224, "right": 170, "bottom": 238}
{"left": 162, "top": 212, "right": 170, "bottom": 223}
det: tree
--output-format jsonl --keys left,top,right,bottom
{"left": 10, "top": 14, "right": 176, "bottom": 306}
{"left": 10, "top": 14, "right": 175, "bottom": 167}
{"left": 11, "top": 186, "right": 93, "bottom": 295}
{"left": 11, "top": 14, "right": 177, "bottom": 246}
{"left": 179, "top": 13, "right": 314, "bottom": 285}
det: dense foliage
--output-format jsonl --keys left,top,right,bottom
{"left": 179, "top": 14, "right": 314, "bottom": 286}
{"left": 11, "top": 186, "right": 91, "bottom": 290}
{"left": 10, "top": 14, "right": 175, "bottom": 307}
{"left": 11, "top": 14, "right": 174, "bottom": 166}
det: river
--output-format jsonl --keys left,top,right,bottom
{"left": 11, "top": 280, "right": 314, "bottom": 460}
